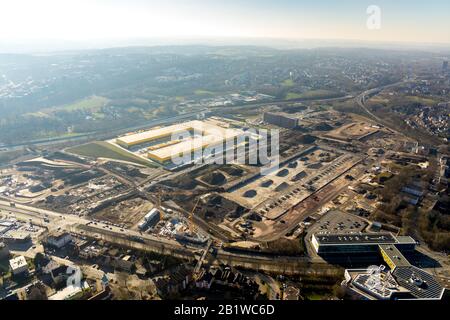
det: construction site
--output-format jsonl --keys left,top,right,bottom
{"left": 0, "top": 113, "right": 396, "bottom": 246}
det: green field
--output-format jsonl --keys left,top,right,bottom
{"left": 404, "top": 95, "right": 439, "bottom": 105}
{"left": 66, "top": 141, "right": 158, "bottom": 167}
{"left": 61, "top": 96, "right": 109, "bottom": 111}
{"left": 282, "top": 79, "right": 295, "bottom": 87}
{"left": 285, "top": 92, "right": 303, "bottom": 100}
{"left": 37, "top": 96, "right": 109, "bottom": 114}
{"left": 194, "top": 89, "right": 216, "bottom": 96}
{"left": 0, "top": 149, "right": 29, "bottom": 165}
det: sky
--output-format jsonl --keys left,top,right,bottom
{"left": 0, "top": 0, "right": 449, "bottom": 48}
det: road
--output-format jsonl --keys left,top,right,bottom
{"left": 0, "top": 200, "right": 185, "bottom": 250}
{"left": 1, "top": 200, "right": 346, "bottom": 274}
{"left": 355, "top": 80, "right": 412, "bottom": 126}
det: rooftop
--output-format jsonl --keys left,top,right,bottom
{"left": 379, "top": 244, "right": 411, "bottom": 269}
{"left": 314, "top": 233, "right": 397, "bottom": 245}
{"left": 393, "top": 266, "right": 445, "bottom": 300}
{"left": 117, "top": 120, "right": 242, "bottom": 147}
{"left": 48, "top": 231, "right": 71, "bottom": 240}
{"left": 346, "top": 265, "right": 445, "bottom": 300}
{"left": 9, "top": 255, "right": 27, "bottom": 270}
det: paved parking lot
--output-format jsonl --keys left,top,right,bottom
{"left": 309, "top": 209, "right": 368, "bottom": 234}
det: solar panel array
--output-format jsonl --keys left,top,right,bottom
{"left": 393, "top": 266, "right": 444, "bottom": 300}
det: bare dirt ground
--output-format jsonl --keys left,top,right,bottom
{"left": 91, "top": 197, "right": 154, "bottom": 228}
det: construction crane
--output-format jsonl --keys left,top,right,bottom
{"left": 189, "top": 198, "right": 201, "bottom": 234}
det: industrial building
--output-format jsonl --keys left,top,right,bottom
{"left": 263, "top": 112, "right": 299, "bottom": 129}
{"left": 311, "top": 233, "right": 417, "bottom": 255}
{"left": 138, "top": 208, "right": 161, "bottom": 230}
{"left": 116, "top": 120, "right": 246, "bottom": 164}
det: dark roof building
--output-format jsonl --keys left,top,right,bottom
{"left": 312, "top": 232, "right": 416, "bottom": 255}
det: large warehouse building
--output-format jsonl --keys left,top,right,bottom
{"left": 116, "top": 120, "right": 246, "bottom": 164}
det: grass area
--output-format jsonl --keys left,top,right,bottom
{"left": 61, "top": 96, "right": 109, "bottom": 111}
{"left": 282, "top": 79, "right": 295, "bottom": 87}
{"left": 304, "top": 293, "right": 326, "bottom": 300}
{"left": 194, "top": 89, "right": 216, "bottom": 96}
{"left": 286, "top": 89, "right": 340, "bottom": 100}
{"left": 404, "top": 95, "right": 439, "bottom": 105}
{"left": 66, "top": 141, "right": 158, "bottom": 168}
{"left": 285, "top": 92, "right": 303, "bottom": 100}
{"left": 0, "top": 149, "right": 29, "bottom": 165}
{"left": 368, "top": 96, "right": 390, "bottom": 104}
{"left": 23, "top": 111, "right": 54, "bottom": 118}
{"left": 39, "top": 96, "right": 109, "bottom": 114}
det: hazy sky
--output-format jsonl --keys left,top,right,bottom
{"left": 1, "top": 0, "right": 449, "bottom": 44}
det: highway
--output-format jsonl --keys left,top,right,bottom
{"left": 0, "top": 200, "right": 186, "bottom": 251}
{"left": 355, "top": 80, "right": 412, "bottom": 125}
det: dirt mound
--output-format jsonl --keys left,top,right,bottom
{"left": 243, "top": 190, "right": 257, "bottom": 198}
{"left": 275, "top": 182, "right": 289, "bottom": 192}
{"left": 287, "top": 161, "right": 298, "bottom": 168}
{"left": 276, "top": 169, "right": 289, "bottom": 177}
{"left": 291, "top": 171, "right": 307, "bottom": 181}
{"left": 163, "top": 177, "right": 198, "bottom": 190}
{"left": 307, "top": 162, "right": 322, "bottom": 169}
{"left": 312, "top": 122, "right": 333, "bottom": 131}
{"left": 221, "top": 165, "right": 244, "bottom": 177}
{"left": 260, "top": 180, "right": 274, "bottom": 188}
{"left": 298, "top": 134, "right": 316, "bottom": 144}
{"left": 201, "top": 195, "right": 247, "bottom": 222}
{"left": 202, "top": 171, "right": 227, "bottom": 185}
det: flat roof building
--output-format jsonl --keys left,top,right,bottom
{"left": 333, "top": 233, "right": 446, "bottom": 300}
{"left": 344, "top": 264, "right": 445, "bottom": 300}
{"left": 263, "top": 112, "right": 299, "bottom": 129}
{"left": 9, "top": 255, "right": 28, "bottom": 276}
{"left": 379, "top": 244, "right": 411, "bottom": 270}
{"left": 311, "top": 232, "right": 416, "bottom": 255}
{"left": 116, "top": 120, "right": 246, "bottom": 164}
{"left": 47, "top": 231, "right": 73, "bottom": 249}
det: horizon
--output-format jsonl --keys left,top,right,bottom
{"left": 1, "top": 0, "right": 450, "bottom": 53}
{"left": 2, "top": 36, "right": 450, "bottom": 55}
